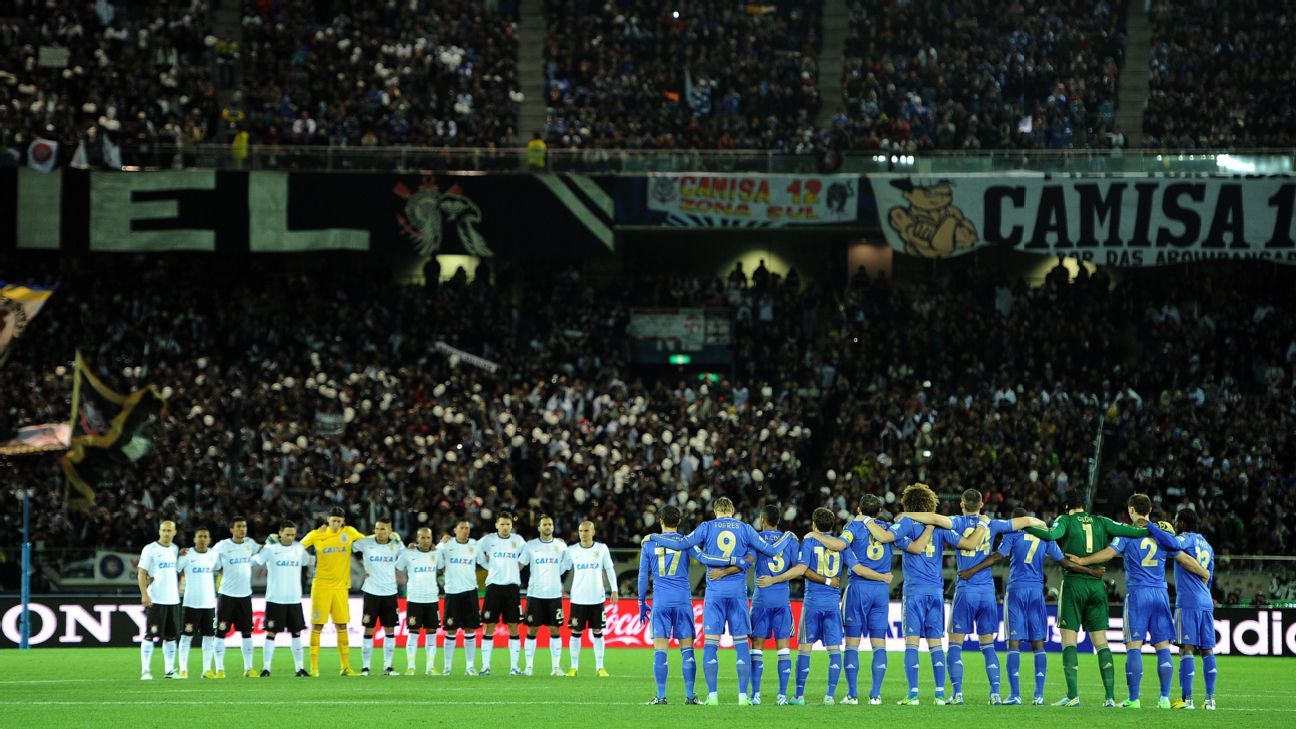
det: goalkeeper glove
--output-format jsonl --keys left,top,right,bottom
{"left": 1156, "top": 521, "right": 1176, "bottom": 535}
{"left": 638, "top": 603, "right": 651, "bottom": 625}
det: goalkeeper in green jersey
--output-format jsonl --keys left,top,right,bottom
{"left": 1025, "top": 488, "right": 1149, "bottom": 707}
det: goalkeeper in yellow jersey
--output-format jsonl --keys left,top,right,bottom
{"left": 301, "top": 506, "right": 366, "bottom": 676}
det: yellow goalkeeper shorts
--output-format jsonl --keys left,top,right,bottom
{"left": 310, "top": 585, "right": 349, "bottom": 625}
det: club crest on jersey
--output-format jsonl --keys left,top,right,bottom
{"left": 340, "top": 534, "right": 350, "bottom": 543}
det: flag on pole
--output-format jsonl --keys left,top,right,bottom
{"left": 26, "top": 138, "right": 59, "bottom": 173}
{"left": 0, "top": 281, "right": 55, "bottom": 365}
{"left": 60, "top": 351, "right": 168, "bottom": 507}
{"left": 0, "top": 423, "right": 71, "bottom": 456}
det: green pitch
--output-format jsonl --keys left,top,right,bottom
{"left": 0, "top": 648, "right": 1290, "bottom": 728}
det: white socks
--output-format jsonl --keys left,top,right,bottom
{"left": 241, "top": 637, "right": 254, "bottom": 671}
{"left": 551, "top": 636, "right": 563, "bottom": 669}
{"left": 141, "top": 640, "right": 155, "bottom": 672}
{"left": 291, "top": 635, "right": 304, "bottom": 671}
{"left": 201, "top": 636, "right": 215, "bottom": 672}
{"left": 263, "top": 637, "right": 277, "bottom": 670}
{"left": 593, "top": 634, "right": 605, "bottom": 670}
{"left": 162, "top": 640, "right": 176, "bottom": 673}
{"left": 483, "top": 640, "right": 494, "bottom": 671}
{"left": 363, "top": 637, "right": 374, "bottom": 670}
{"left": 214, "top": 636, "right": 226, "bottom": 670}
{"left": 569, "top": 635, "right": 582, "bottom": 670}
{"left": 179, "top": 635, "right": 193, "bottom": 672}
{"left": 509, "top": 637, "right": 521, "bottom": 671}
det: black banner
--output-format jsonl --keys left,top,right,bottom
{"left": 0, "top": 169, "right": 617, "bottom": 264}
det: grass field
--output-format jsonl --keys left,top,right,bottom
{"left": 0, "top": 648, "right": 1290, "bottom": 728}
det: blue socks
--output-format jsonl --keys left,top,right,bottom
{"left": 1034, "top": 650, "right": 1048, "bottom": 699}
{"left": 870, "top": 646, "right": 887, "bottom": 699}
{"left": 734, "top": 638, "right": 752, "bottom": 696}
{"left": 827, "top": 649, "right": 842, "bottom": 699}
{"left": 982, "top": 642, "right": 1000, "bottom": 695}
{"left": 795, "top": 653, "right": 811, "bottom": 698}
{"left": 931, "top": 647, "right": 947, "bottom": 698}
{"left": 703, "top": 639, "right": 719, "bottom": 694}
{"left": 844, "top": 648, "right": 860, "bottom": 698}
{"left": 1202, "top": 653, "right": 1217, "bottom": 697}
{"left": 777, "top": 649, "right": 792, "bottom": 697}
{"left": 653, "top": 650, "right": 668, "bottom": 700}
{"left": 1179, "top": 654, "right": 1196, "bottom": 700}
{"left": 1126, "top": 648, "right": 1143, "bottom": 701}
{"left": 904, "top": 645, "right": 920, "bottom": 696}
{"left": 949, "top": 643, "right": 964, "bottom": 694}
{"left": 681, "top": 647, "right": 697, "bottom": 699}
{"left": 750, "top": 649, "right": 764, "bottom": 696}
{"left": 1156, "top": 647, "right": 1173, "bottom": 699}
{"left": 1007, "top": 650, "right": 1021, "bottom": 698}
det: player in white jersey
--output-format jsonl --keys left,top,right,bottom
{"left": 353, "top": 518, "right": 405, "bottom": 676}
{"left": 176, "top": 527, "right": 220, "bottom": 678}
{"left": 211, "top": 515, "right": 259, "bottom": 677}
{"left": 521, "top": 514, "right": 569, "bottom": 676}
{"left": 562, "top": 521, "right": 618, "bottom": 677}
{"left": 397, "top": 528, "right": 444, "bottom": 675}
{"left": 252, "top": 521, "right": 311, "bottom": 677}
{"left": 138, "top": 520, "right": 181, "bottom": 680}
{"left": 477, "top": 511, "right": 528, "bottom": 675}
{"left": 438, "top": 520, "right": 483, "bottom": 675}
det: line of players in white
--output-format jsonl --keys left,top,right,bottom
{"left": 136, "top": 512, "right": 621, "bottom": 679}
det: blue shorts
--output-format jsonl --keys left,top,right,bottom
{"left": 1124, "top": 589, "right": 1174, "bottom": 645}
{"left": 843, "top": 581, "right": 890, "bottom": 639}
{"left": 902, "top": 593, "right": 945, "bottom": 638}
{"left": 651, "top": 603, "right": 696, "bottom": 642}
{"left": 800, "top": 603, "right": 844, "bottom": 647}
{"left": 703, "top": 596, "right": 751, "bottom": 637}
{"left": 1004, "top": 586, "right": 1048, "bottom": 642}
{"left": 949, "top": 588, "right": 999, "bottom": 637}
{"left": 750, "top": 601, "right": 793, "bottom": 641}
{"left": 1175, "top": 607, "right": 1216, "bottom": 650}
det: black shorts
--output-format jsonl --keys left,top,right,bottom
{"left": 525, "top": 597, "right": 565, "bottom": 629}
{"left": 147, "top": 603, "right": 181, "bottom": 641}
{"left": 263, "top": 601, "right": 307, "bottom": 634}
{"left": 217, "top": 594, "right": 254, "bottom": 635}
{"left": 182, "top": 607, "right": 216, "bottom": 637}
{"left": 568, "top": 602, "right": 605, "bottom": 633}
{"left": 482, "top": 584, "right": 521, "bottom": 625}
{"left": 406, "top": 601, "right": 441, "bottom": 633}
{"left": 361, "top": 594, "right": 399, "bottom": 630}
{"left": 442, "top": 590, "right": 481, "bottom": 632}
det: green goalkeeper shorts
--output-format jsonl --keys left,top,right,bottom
{"left": 1057, "top": 577, "right": 1108, "bottom": 632}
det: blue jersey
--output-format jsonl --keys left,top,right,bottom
{"left": 672, "top": 517, "right": 786, "bottom": 599}
{"left": 889, "top": 517, "right": 958, "bottom": 597}
{"left": 637, "top": 532, "right": 707, "bottom": 609}
{"left": 842, "top": 519, "right": 891, "bottom": 584}
{"left": 998, "top": 531, "right": 1063, "bottom": 587}
{"left": 1111, "top": 534, "right": 1174, "bottom": 592}
{"left": 950, "top": 515, "right": 1012, "bottom": 591}
{"left": 752, "top": 529, "right": 799, "bottom": 605}
{"left": 1171, "top": 532, "right": 1215, "bottom": 611}
{"left": 799, "top": 534, "right": 854, "bottom": 607}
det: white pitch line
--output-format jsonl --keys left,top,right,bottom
{"left": 15, "top": 700, "right": 646, "bottom": 707}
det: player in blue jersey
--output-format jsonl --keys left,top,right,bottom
{"left": 936, "top": 490, "right": 1045, "bottom": 705}
{"left": 790, "top": 508, "right": 855, "bottom": 705}
{"left": 1150, "top": 510, "right": 1215, "bottom": 711}
{"left": 647, "top": 496, "right": 792, "bottom": 706}
{"left": 637, "top": 504, "right": 732, "bottom": 705}
{"left": 1068, "top": 494, "right": 1179, "bottom": 708}
{"left": 840, "top": 494, "right": 896, "bottom": 705}
{"left": 960, "top": 506, "right": 1101, "bottom": 705}
{"left": 742, "top": 504, "right": 800, "bottom": 705}
{"left": 863, "top": 483, "right": 988, "bottom": 705}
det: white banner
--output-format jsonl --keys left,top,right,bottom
{"left": 872, "top": 174, "right": 1296, "bottom": 266}
{"left": 647, "top": 173, "right": 858, "bottom": 227}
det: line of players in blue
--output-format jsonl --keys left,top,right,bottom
{"left": 637, "top": 485, "right": 1216, "bottom": 708}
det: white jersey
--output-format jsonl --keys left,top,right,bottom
{"left": 178, "top": 549, "right": 220, "bottom": 609}
{"left": 477, "top": 533, "right": 527, "bottom": 586}
{"left": 212, "top": 538, "right": 259, "bottom": 598}
{"left": 396, "top": 547, "right": 440, "bottom": 603}
{"left": 563, "top": 541, "right": 617, "bottom": 605}
{"left": 522, "top": 537, "right": 568, "bottom": 599}
{"left": 437, "top": 538, "right": 480, "bottom": 595}
{"left": 253, "top": 542, "right": 308, "bottom": 604}
{"left": 140, "top": 542, "right": 181, "bottom": 605}
{"left": 353, "top": 536, "right": 403, "bottom": 596}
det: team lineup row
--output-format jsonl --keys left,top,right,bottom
{"left": 134, "top": 486, "right": 1218, "bottom": 709}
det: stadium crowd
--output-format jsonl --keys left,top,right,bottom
{"left": 1, "top": 257, "right": 1292, "bottom": 590}
{"left": 836, "top": 0, "right": 1128, "bottom": 151}
{"left": 239, "top": 0, "right": 522, "bottom": 148}
{"left": 0, "top": 0, "right": 221, "bottom": 162}
{"left": 1141, "top": 0, "right": 1296, "bottom": 149}
{"left": 541, "top": 0, "right": 822, "bottom": 151}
